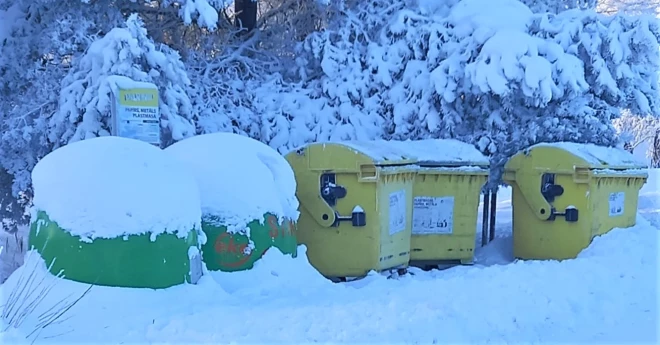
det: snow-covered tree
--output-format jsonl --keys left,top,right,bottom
{"left": 291, "top": 0, "right": 410, "bottom": 144}
{"left": 598, "top": 0, "right": 660, "bottom": 15}
{"left": 51, "top": 14, "right": 196, "bottom": 148}
{"left": 257, "top": 0, "right": 331, "bottom": 60}
{"left": 0, "top": 1, "right": 116, "bottom": 190}
{"left": 437, "top": 1, "right": 659, "bottom": 184}
{"left": 1, "top": 0, "right": 658, "bottom": 234}
{"left": 289, "top": 0, "right": 660, "bottom": 188}
{"left": 613, "top": 110, "right": 660, "bottom": 159}
{"left": 522, "top": 0, "right": 597, "bottom": 13}
{"left": 652, "top": 129, "right": 660, "bottom": 167}
{"left": 0, "top": 0, "right": 125, "bottom": 229}
{"left": 190, "top": 0, "right": 403, "bottom": 153}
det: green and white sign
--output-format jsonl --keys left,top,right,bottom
{"left": 111, "top": 83, "right": 161, "bottom": 146}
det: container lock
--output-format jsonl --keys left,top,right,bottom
{"left": 351, "top": 206, "right": 366, "bottom": 227}
{"left": 320, "top": 173, "right": 347, "bottom": 207}
{"left": 564, "top": 207, "right": 579, "bottom": 222}
{"left": 541, "top": 173, "right": 564, "bottom": 203}
{"left": 548, "top": 206, "right": 579, "bottom": 223}
{"left": 319, "top": 173, "right": 365, "bottom": 228}
{"left": 331, "top": 206, "right": 366, "bottom": 228}
{"left": 541, "top": 174, "right": 578, "bottom": 222}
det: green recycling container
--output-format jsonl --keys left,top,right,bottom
{"left": 30, "top": 211, "right": 202, "bottom": 289}
{"left": 202, "top": 213, "right": 297, "bottom": 272}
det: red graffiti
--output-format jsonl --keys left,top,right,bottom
{"left": 267, "top": 215, "right": 294, "bottom": 238}
{"left": 268, "top": 215, "right": 279, "bottom": 238}
{"left": 214, "top": 232, "right": 251, "bottom": 268}
{"left": 213, "top": 216, "right": 295, "bottom": 270}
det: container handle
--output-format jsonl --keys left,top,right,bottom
{"left": 573, "top": 166, "right": 591, "bottom": 184}
{"left": 358, "top": 164, "right": 378, "bottom": 181}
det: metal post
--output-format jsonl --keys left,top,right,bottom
{"left": 481, "top": 191, "right": 490, "bottom": 247}
{"left": 489, "top": 191, "right": 497, "bottom": 242}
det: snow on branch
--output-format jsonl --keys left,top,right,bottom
{"left": 286, "top": 0, "right": 660, "bottom": 188}
{"left": 50, "top": 14, "right": 195, "bottom": 148}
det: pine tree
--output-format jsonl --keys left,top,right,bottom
{"left": 0, "top": 1, "right": 125, "bottom": 228}
{"left": 51, "top": 14, "right": 195, "bottom": 148}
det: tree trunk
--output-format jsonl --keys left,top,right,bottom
{"left": 624, "top": 141, "right": 633, "bottom": 153}
{"left": 481, "top": 192, "right": 490, "bottom": 247}
{"left": 652, "top": 129, "right": 660, "bottom": 168}
{"left": 235, "top": 0, "right": 258, "bottom": 32}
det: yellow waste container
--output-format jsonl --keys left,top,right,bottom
{"left": 390, "top": 140, "right": 489, "bottom": 266}
{"left": 503, "top": 142, "right": 648, "bottom": 260}
{"left": 285, "top": 141, "right": 417, "bottom": 279}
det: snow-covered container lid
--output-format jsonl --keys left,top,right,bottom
{"left": 338, "top": 139, "right": 489, "bottom": 167}
{"left": 106, "top": 75, "right": 158, "bottom": 91}
{"left": 31, "top": 136, "right": 202, "bottom": 242}
{"left": 526, "top": 142, "right": 647, "bottom": 169}
{"left": 165, "top": 133, "right": 300, "bottom": 232}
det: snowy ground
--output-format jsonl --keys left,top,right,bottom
{"left": 1, "top": 171, "right": 658, "bottom": 344}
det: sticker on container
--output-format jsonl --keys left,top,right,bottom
{"left": 412, "top": 196, "right": 454, "bottom": 235}
{"left": 608, "top": 192, "right": 625, "bottom": 217}
{"left": 388, "top": 189, "right": 406, "bottom": 235}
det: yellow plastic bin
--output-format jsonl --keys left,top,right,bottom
{"left": 503, "top": 142, "right": 648, "bottom": 260}
{"left": 285, "top": 141, "right": 417, "bottom": 279}
{"left": 391, "top": 140, "right": 489, "bottom": 266}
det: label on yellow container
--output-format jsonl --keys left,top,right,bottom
{"left": 389, "top": 190, "right": 407, "bottom": 235}
{"left": 412, "top": 196, "right": 454, "bottom": 235}
{"left": 608, "top": 192, "right": 625, "bottom": 217}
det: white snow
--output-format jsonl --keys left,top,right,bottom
{"left": 208, "top": 246, "right": 332, "bottom": 295}
{"left": 165, "top": 132, "right": 300, "bottom": 232}
{"left": 382, "top": 165, "right": 489, "bottom": 174}
{"left": 3, "top": 168, "right": 658, "bottom": 344}
{"left": 0, "top": 326, "right": 26, "bottom": 345}
{"left": 0, "top": 4, "right": 22, "bottom": 44}
{"left": 0, "top": 226, "right": 27, "bottom": 284}
{"left": 592, "top": 168, "right": 649, "bottom": 176}
{"left": 637, "top": 168, "right": 660, "bottom": 227}
{"left": 338, "top": 139, "right": 489, "bottom": 166}
{"left": 30, "top": 136, "right": 202, "bottom": 241}
{"left": 529, "top": 142, "right": 648, "bottom": 167}
{"left": 632, "top": 139, "right": 653, "bottom": 166}
{"left": 180, "top": 0, "right": 220, "bottom": 30}
{"left": 449, "top": 0, "right": 533, "bottom": 38}
{"left": 105, "top": 75, "right": 158, "bottom": 92}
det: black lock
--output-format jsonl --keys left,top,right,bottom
{"left": 332, "top": 209, "right": 367, "bottom": 227}
{"left": 548, "top": 207, "right": 579, "bottom": 222}
{"left": 564, "top": 207, "right": 579, "bottom": 222}
{"left": 352, "top": 208, "right": 366, "bottom": 227}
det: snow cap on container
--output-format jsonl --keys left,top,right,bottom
{"left": 165, "top": 132, "right": 300, "bottom": 232}
{"left": 31, "top": 136, "right": 202, "bottom": 242}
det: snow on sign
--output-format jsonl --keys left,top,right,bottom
{"left": 412, "top": 196, "right": 454, "bottom": 235}
{"left": 388, "top": 190, "right": 406, "bottom": 235}
{"left": 609, "top": 192, "right": 625, "bottom": 217}
{"left": 111, "top": 86, "right": 161, "bottom": 146}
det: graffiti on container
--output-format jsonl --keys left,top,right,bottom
{"left": 267, "top": 214, "right": 295, "bottom": 238}
{"left": 213, "top": 216, "right": 295, "bottom": 270}
{"left": 214, "top": 232, "right": 252, "bottom": 269}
